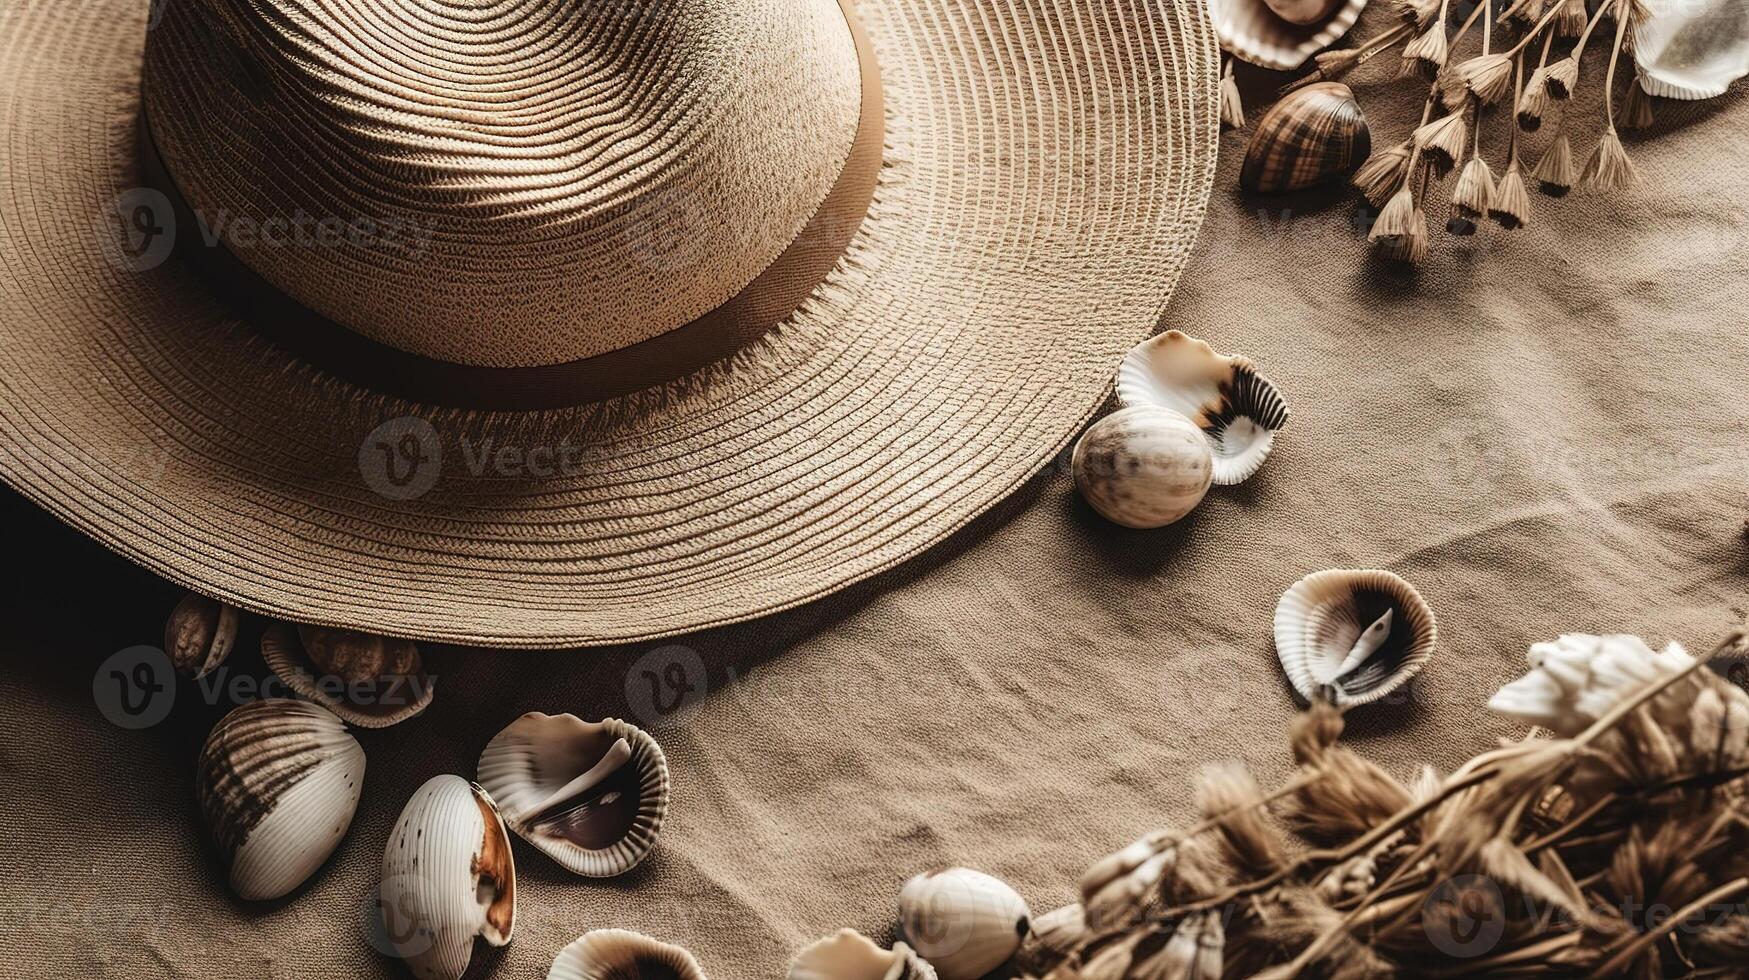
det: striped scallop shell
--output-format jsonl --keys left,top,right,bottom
{"left": 548, "top": 930, "right": 707, "bottom": 980}
{"left": 1273, "top": 569, "right": 1437, "bottom": 708}
{"left": 789, "top": 930, "right": 938, "bottom": 980}
{"left": 1240, "top": 83, "right": 1371, "bottom": 193}
{"left": 477, "top": 713, "right": 668, "bottom": 877}
{"left": 380, "top": 776, "right": 516, "bottom": 980}
{"left": 261, "top": 623, "right": 434, "bottom": 728}
{"left": 1633, "top": 0, "right": 1749, "bottom": 99}
{"left": 1116, "top": 331, "right": 1289, "bottom": 486}
{"left": 1211, "top": 0, "right": 1371, "bottom": 71}
{"left": 196, "top": 699, "right": 365, "bottom": 901}
{"left": 898, "top": 868, "right": 1031, "bottom": 980}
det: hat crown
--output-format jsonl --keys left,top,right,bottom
{"left": 143, "top": 0, "right": 865, "bottom": 369}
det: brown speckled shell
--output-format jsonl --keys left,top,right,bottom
{"left": 1240, "top": 83, "right": 1371, "bottom": 193}
{"left": 1072, "top": 407, "right": 1213, "bottom": 529}
{"left": 261, "top": 623, "right": 434, "bottom": 728}
{"left": 165, "top": 592, "right": 238, "bottom": 679}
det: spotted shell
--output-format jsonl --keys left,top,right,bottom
{"left": 379, "top": 776, "right": 516, "bottom": 980}
{"left": 166, "top": 592, "right": 238, "bottom": 679}
{"left": 1241, "top": 83, "right": 1371, "bottom": 193}
{"left": 1072, "top": 407, "right": 1213, "bottom": 529}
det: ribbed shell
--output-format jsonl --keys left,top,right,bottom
{"left": 1211, "top": 0, "right": 1371, "bottom": 71}
{"left": 195, "top": 699, "right": 364, "bottom": 900}
{"left": 1634, "top": 0, "right": 1749, "bottom": 99}
{"left": 477, "top": 713, "right": 669, "bottom": 877}
{"left": 789, "top": 931, "right": 938, "bottom": 980}
{"left": 1240, "top": 83, "right": 1371, "bottom": 193}
{"left": 898, "top": 868, "right": 1031, "bottom": 980}
{"left": 261, "top": 623, "right": 434, "bottom": 728}
{"left": 548, "top": 929, "right": 708, "bottom": 980}
{"left": 1116, "top": 331, "right": 1290, "bottom": 485}
{"left": 166, "top": 592, "right": 238, "bottom": 679}
{"left": 380, "top": 776, "right": 516, "bottom": 980}
{"left": 1273, "top": 569, "right": 1437, "bottom": 708}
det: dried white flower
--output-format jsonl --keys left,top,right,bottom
{"left": 1487, "top": 634, "right": 1693, "bottom": 735}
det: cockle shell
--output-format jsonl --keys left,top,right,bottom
{"left": 1116, "top": 330, "right": 1289, "bottom": 485}
{"left": 1634, "top": 0, "right": 1749, "bottom": 99}
{"left": 380, "top": 775, "right": 516, "bottom": 980}
{"left": 549, "top": 929, "right": 707, "bottom": 980}
{"left": 1210, "top": 0, "right": 1371, "bottom": 71}
{"left": 476, "top": 712, "right": 669, "bottom": 877}
{"left": 1273, "top": 569, "right": 1437, "bottom": 708}
{"left": 166, "top": 592, "right": 238, "bottom": 679}
{"left": 1240, "top": 83, "right": 1371, "bottom": 193}
{"left": 789, "top": 930, "right": 938, "bottom": 980}
{"left": 1073, "top": 408, "right": 1213, "bottom": 529}
{"left": 1487, "top": 633, "right": 1698, "bottom": 736}
{"left": 1266, "top": 0, "right": 1346, "bottom": 25}
{"left": 261, "top": 623, "right": 434, "bottom": 728}
{"left": 898, "top": 868, "right": 1031, "bottom": 980}
{"left": 196, "top": 699, "right": 364, "bottom": 900}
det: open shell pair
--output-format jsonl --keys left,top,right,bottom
{"left": 1274, "top": 569, "right": 1437, "bottom": 708}
{"left": 1116, "top": 330, "right": 1290, "bottom": 486}
{"left": 1210, "top": 0, "right": 1371, "bottom": 72}
{"left": 549, "top": 930, "right": 706, "bottom": 980}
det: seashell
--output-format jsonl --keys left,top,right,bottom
{"left": 380, "top": 775, "right": 516, "bottom": 980}
{"left": 1115, "top": 330, "right": 1289, "bottom": 485}
{"left": 1210, "top": 0, "right": 1371, "bottom": 71}
{"left": 548, "top": 929, "right": 707, "bottom": 980}
{"left": 476, "top": 712, "right": 668, "bottom": 877}
{"left": 1273, "top": 569, "right": 1437, "bottom": 708}
{"left": 1240, "top": 83, "right": 1371, "bottom": 193}
{"left": 196, "top": 699, "right": 365, "bottom": 900}
{"left": 261, "top": 622, "right": 434, "bottom": 728}
{"left": 1488, "top": 633, "right": 1699, "bottom": 736}
{"left": 166, "top": 591, "right": 238, "bottom": 679}
{"left": 1265, "top": 0, "right": 1346, "bottom": 25}
{"left": 1634, "top": 0, "right": 1749, "bottom": 99}
{"left": 1073, "top": 407, "right": 1213, "bottom": 529}
{"left": 789, "top": 930, "right": 938, "bottom": 980}
{"left": 898, "top": 868, "right": 1031, "bottom": 980}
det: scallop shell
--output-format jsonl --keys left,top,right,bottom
{"left": 1211, "top": 0, "right": 1371, "bottom": 71}
{"left": 196, "top": 699, "right": 365, "bottom": 900}
{"left": 898, "top": 868, "right": 1031, "bottom": 980}
{"left": 1240, "top": 83, "right": 1371, "bottom": 193}
{"left": 549, "top": 930, "right": 707, "bottom": 980}
{"left": 1273, "top": 569, "right": 1437, "bottom": 708}
{"left": 476, "top": 712, "right": 669, "bottom": 877}
{"left": 380, "top": 775, "right": 516, "bottom": 980}
{"left": 1116, "top": 331, "right": 1289, "bottom": 485}
{"left": 1634, "top": 0, "right": 1749, "bottom": 99}
{"left": 261, "top": 623, "right": 434, "bottom": 728}
{"left": 1073, "top": 407, "right": 1213, "bottom": 529}
{"left": 789, "top": 930, "right": 938, "bottom": 980}
{"left": 166, "top": 592, "right": 238, "bottom": 679}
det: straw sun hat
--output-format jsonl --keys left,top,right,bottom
{"left": 0, "top": 0, "right": 1218, "bottom": 647}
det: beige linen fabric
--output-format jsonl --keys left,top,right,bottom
{"left": 4, "top": 13, "right": 1749, "bottom": 980}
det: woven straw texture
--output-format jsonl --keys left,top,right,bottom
{"left": 0, "top": 0, "right": 1221, "bottom": 647}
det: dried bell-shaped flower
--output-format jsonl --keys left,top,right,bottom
{"left": 1448, "top": 156, "right": 1496, "bottom": 235}
{"left": 1504, "top": 0, "right": 1547, "bottom": 27}
{"left": 1447, "top": 54, "right": 1516, "bottom": 108}
{"left": 1544, "top": 56, "right": 1580, "bottom": 99}
{"left": 1489, "top": 163, "right": 1530, "bottom": 229}
{"left": 1582, "top": 127, "right": 1638, "bottom": 191}
{"left": 1351, "top": 140, "right": 1414, "bottom": 207}
{"left": 1412, "top": 112, "right": 1468, "bottom": 175}
{"left": 1517, "top": 68, "right": 1552, "bottom": 131}
{"left": 1393, "top": 0, "right": 1441, "bottom": 29}
{"left": 1219, "top": 69, "right": 1245, "bottom": 130}
{"left": 1370, "top": 185, "right": 1428, "bottom": 263}
{"left": 1529, "top": 132, "right": 1576, "bottom": 195}
{"left": 1618, "top": 79, "right": 1655, "bottom": 131}
{"left": 1400, "top": 23, "right": 1449, "bottom": 79}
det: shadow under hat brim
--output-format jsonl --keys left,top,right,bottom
{"left": 0, "top": 0, "right": 1220, "bottom": 648}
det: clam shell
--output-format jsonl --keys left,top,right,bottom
{"left": 549, "top": 930, "right": 707, "bottom": 980}
{"left": 1073, "top": 407, "right": 1213, "bottom": 529}
{"left": 166, "top": 591, "right": 238, "bottom": 679}
{"left": 1115, "top": 331, "right": 1289, "bottom": 485}
{"left": 1240, "top": 83, "right": 1371, "bottom": 193}
{"left": 1273, "top": 569, "right": 1437, "bottom": 708}
{"left": 380, "top": 775, "right": 516, "bottom": 980}
{"left": 898, "top": 868, "right": 1031, "bottom": 980}
{"left": 1211, "top": 0, "right": 1371, "bottom": 71}
{"left": 476, "top": 712, "right": 669, "bottom": 877}
{"left": 1634, "top": 0, "right": 1749, "bottom": 99}
{"left": 261, "top": 623, "right": 434, "bottom": 728}
{"left": 789, "top": 930, "right": 938, "bottom": 980}
{"left": 196, "top": 699, "right": 365, "bottom": 900}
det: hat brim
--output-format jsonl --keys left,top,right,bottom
{"left": 0, "top": 0, "right": 1218, "bottom": 648}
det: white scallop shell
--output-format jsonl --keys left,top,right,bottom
{"left": 1116, "top": 331, "right": 1289, "bottom": 486}
{"left": 1210, "top": 0, "right": 1372, "bottom": 72}
{"left": 1634, "top": 0, "right": 1749, "bottom": 99}
{"left": 789, "top": 930, "right": 938, "bottom": 980}
{"left": 1073, "top": 407, "right": 1214, "bottom": 529}
{"left": 380, "top": 775, "right": 516, "bottom": 980}
{"left": 196, "top": 699, "right": 364, "bottom": 901}
{"left": 1273, "top": 569, "right": 1437, "bottom": 708}
{"left": 898, "top": 868, "right": 1031, "bottom": 980}
{"left": 548, "top": 929, "right": 706, "bottom": 980}
{"left": 261, "top": 623, "right": 434, "bottom": 728}
{"left": 476, "top": 712, "right": 669, "bottom": 877}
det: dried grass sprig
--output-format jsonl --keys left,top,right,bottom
{"left": 1218, "top": 58, "right": 1244, "bottom": 130}
{"left": 1490, "top": 163, "right": 1530, "bottom": 229}
{"left": 1619, "top": 77, "right": 1655, "bottom": 130}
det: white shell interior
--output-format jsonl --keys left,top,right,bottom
{"left": 789, "top": 930, "right": 932, "bottom": 980}
{"left": 548, "top": 929, "right": 706, "bottom": 980}
{"left": 1209, "top": 0, "right": 1371, "bottom": 71}
{"left": 1273, "top": 569, "right": 1437, "bottom": 708}
{"left": 1115, "top": 331, "right": 1288, "bottom": 486}
{"left": 1634, "top": 0, "right": 1749, "bottom": 99}
{"left": 380, "top": 776, "right": 516, "bottom": 980}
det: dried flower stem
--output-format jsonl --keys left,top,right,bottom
{"left": 1600, "top": 0, "right": 1634, "bottom": 122}
{"left": 1280, "top": 22, "right": 1416, "bottom": 93}
{"left": 1595, "top": 877, "right": 1749, "bottom": 975}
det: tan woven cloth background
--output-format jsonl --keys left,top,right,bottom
{"left": 4, "top": 14, "right": 1748, "bottom": 979}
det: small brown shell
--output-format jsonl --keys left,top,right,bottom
{"left": 165, "top": 592, "right": 238, "bottom": 679}
{"left": 1240, "top": 83, "right": 1371, "bottom": 193}
{"left": 261, "top": 623, "right": 434, "bottom": 728}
